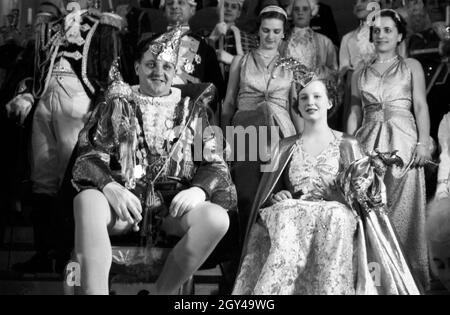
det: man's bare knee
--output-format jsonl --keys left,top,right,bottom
{"left": 73, "top": 189, "right": 109, "bottom": 223}
{"left": 198, "top": 203, "right": 230, "bottom": 237}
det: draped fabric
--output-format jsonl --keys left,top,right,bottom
{"left": 233, "top": 134, "right": 420, "bottom": 295}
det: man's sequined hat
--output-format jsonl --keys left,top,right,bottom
{"left": 147, "top": 25, "right": 185, "bottom": 66}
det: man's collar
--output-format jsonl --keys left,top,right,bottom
{"left": 168, "top": 24, "right": 190, "bottom": 32}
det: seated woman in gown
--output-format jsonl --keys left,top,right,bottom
{"left": 232, "top": 62, "right": 420, "bottom": 295}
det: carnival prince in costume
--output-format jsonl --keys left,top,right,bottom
{"left": 71, "top": 26, "right": 237, "bottom": 295}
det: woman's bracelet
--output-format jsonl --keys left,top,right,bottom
{"left": 438, "top": 179, "right": 449, "bottom": 185}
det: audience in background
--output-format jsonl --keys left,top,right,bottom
{"left": 282, "top": 0, "right": 337, "bottom": 77}
{"left": 2, "top": 0, "right": 450, "bottom": 295}
{"left": 164, "top": 0, "right": 226, "bottom": 109}
{"left": 209, "top": 0, "right": 258, "bottom": 82}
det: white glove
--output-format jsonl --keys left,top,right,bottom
{"left": 6, "top": 93, "right": 34, "bottom": 125}
{"left": 103, "top": 182, "right": 143, "bottom": 230}
{"left": 209, "top": 22, "right": 228, "bottom": 42}
{"left": 216, "top": 49, "right": 234, "bottom": 65}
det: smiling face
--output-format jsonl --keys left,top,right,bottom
{"left": 258, "top": 18, "right": 285, "bottom": 50}
{"left": 297, "top": 80, "right": 332, "bottom": 122}
{"left": 430, "top": 240, "right": 450, "bottom": 291}
{"left": 372, "top": 16, "right": 403, "bottom": 53}
{"left": 135, "top": 51, "right": 176, "bottom": 97}
{"left": 165, "top": 0, "right": 196, "bottom": 25}
{"left": 292, "top": 0, "right": 312, "bottom": 28}
{"left": 223, "top": 0, "right": 242, "bottom": 23}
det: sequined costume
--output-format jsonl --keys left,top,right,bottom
{"left": 72, "top": 76, "right": 237, "bottom": 243}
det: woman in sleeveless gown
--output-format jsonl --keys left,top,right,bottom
{"left": 233, "top": 74, "right": 420, "bottom": 295}
{"left": 347, "top": 10, "right": 432, "bottom": 290}
{"left": 221, "top": 6, "right": 299, "bottom": 240}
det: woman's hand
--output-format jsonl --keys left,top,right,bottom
{"left": 271, "top": 190, "right": 293, "bottom": 204}
{"left": 169, "top": 187, "right": 206, "bottom": 218}
{"left": 102, "top": 182, "right": 143, "bottom": 229}
{"left": 413, "top": 143, "right": 432, "bottom": 168}
{"left": 436, "top": 183, "right": 450, "bottom": 200}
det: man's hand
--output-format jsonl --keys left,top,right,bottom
{"left": 169, "top": 187, "right": 206, "bottom": 218}
{"left": 102, "top": 182, "right": 143, "bottom": 230}
{"left": 209, "top": 22, "right": 228, "bottom": 41}
{"left": 6, "top": 93, "right": 34, "bottom": 125}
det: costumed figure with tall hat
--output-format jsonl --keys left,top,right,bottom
{"left": 70, "top": 26, "right": 237, "bottom": 295}
{"left": 4, "top": 0, "right": 124, "bottom": 273}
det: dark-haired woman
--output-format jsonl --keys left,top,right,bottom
{"left": 347, "top": 9, "right": 432, "bottom": 290}
{"left": 221, "top": 6, "right": 300, "bottom": 236}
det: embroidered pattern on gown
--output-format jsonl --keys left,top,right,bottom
{"left": 233, "top": 135, "right": 358, "bottom": 295}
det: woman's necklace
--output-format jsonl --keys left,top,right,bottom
{"left": 375, "top": 55, "right": 399, "bottom": 64}
{"left": 256, "top": 50, "right": 279, "bottom": 77}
